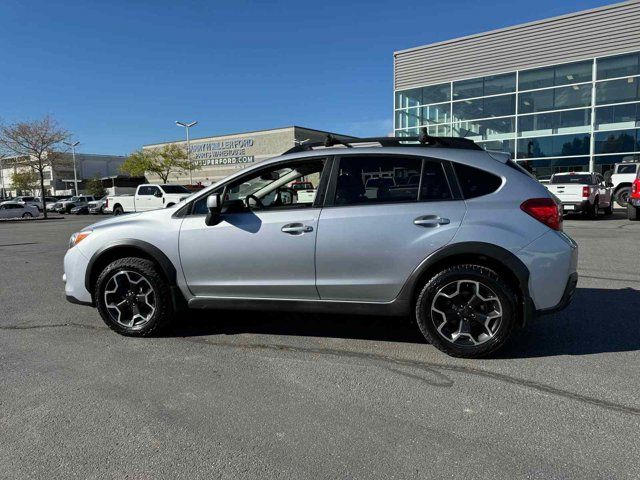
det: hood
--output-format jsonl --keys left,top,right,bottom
{"left": 85, "top": 207, "right": 172, "bottom": 231}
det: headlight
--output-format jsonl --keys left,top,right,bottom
{"left": 69, "top": 229, "right": 92, "bottom": 248}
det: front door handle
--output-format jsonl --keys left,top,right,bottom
{"left": 281, "top": 223, "right": 314, "bottom": 235}
{"left": 413, "top": 215, "right": 450, "bottom": 227}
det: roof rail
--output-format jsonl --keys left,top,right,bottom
{"left": 283, "top": 128, "right": 481, "bottom": 155}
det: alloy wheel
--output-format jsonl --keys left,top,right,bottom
{"left": 103, "top": 270, "right": 156, "bottom": 329}
{"left": 430, "top": 280, "right": 503, "bottom": 346}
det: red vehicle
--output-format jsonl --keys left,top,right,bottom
{"left": 628, "top": 174, "right": 640, "bottom": 220}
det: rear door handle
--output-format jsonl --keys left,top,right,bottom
{"left": 413, "top": 215, "right": 450, "bottom": 227}
{"left": 281, "top": 223, "right": 314, "bottom": 235}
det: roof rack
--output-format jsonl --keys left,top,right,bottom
{"left": 283, "top": 127, "right": 481, "bottom": 155}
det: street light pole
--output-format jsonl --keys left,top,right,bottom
{"left": 63, "top": 141, "right": 80, "bottom": 195}
{"left": 175, "top": 121, "right": 198, "bottom": 185}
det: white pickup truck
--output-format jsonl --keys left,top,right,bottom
{"left": 606, "top": 161, "right": 640, "bottom": 206}
{"left": 546, "top": 172, "right": 614, "bottom": 219}
{"left": 104, "top": 184, "right": 192, "bottom": 215}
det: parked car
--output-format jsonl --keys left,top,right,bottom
{"left": 47, "top": 197, "right": 68, "bottom": 212}
{"left": 70, "top": 205, "right": 90, "bottom": 215}
{"left": 1, "top": 196, "right": 42, "bottom": 210}
{"left": 607, "top": 160, "right": 639, "bottom": 206}
{"left": 64, "top": 132, "right": 578, "bottom": 359}
{"left": 0, "top": 202, "right": 41, "bottom": 219}
{"left": 88, "top": 197, "right": 107, "bottom": 214}
{"left": 103, "top": 184, "right": 191, "bottom": 215}
{"left": 626, "top": 170, "right": 640, "bottom": 221}
{"left": 55, "top": 196, "right": 96, "bottom": 214}
{"left": 545, "top": 172, "right": 613, "bottom": 218}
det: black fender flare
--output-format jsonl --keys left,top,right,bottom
{"left": 84, "top": 239, "right": 177, "bottom": 293}
{"left": 397, "top": 241, "right": 533, "bottom": 324}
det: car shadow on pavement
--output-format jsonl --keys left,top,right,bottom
{"left": 165, "top": 287, "right": 639, "bottom": 358}
{"left": 498, "top": 287, "right": 640, "bottom": 358}
{"left": 166, "top": 309, "right": 425, "bottom": 344}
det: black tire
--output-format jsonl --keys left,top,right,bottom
{"left": 615, "top": 186, "right": 631, "bottom": 206}
{"left": 65, "top": 204, "right": 74, "bottom": 214}
{"left": 113, "top": 205, "right": 124, "bottom": 216}
{"left": 22, "top": 212, "right": 32, "bottom": 218}
{"left": 589, "top": 199, "right": 599, "bottom": 220}
{"left": 603, "top": 199, "right": 614, "bottom": 215}
{"left": 94, "top": 257, "right": 174, "bottom": 336}
{"left": 415, "top": 264, "right": 518, "bottom": 358}
{"left": 166, "top": 203, "right": 175, "bottom": 208}
{"left": 628, "top": 203, "right": 640, "bottom": 221}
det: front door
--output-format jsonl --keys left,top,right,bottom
{"left": 179, "top": 157, "right": 327, "bottom": 299}
{"left": 315, "top": 154, "right": 467, "bottom": 302}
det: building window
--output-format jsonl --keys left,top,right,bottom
{"left": 422, "top": 83, "right": 451, "bottom": 104}
{"left": 453, "top": 73, "right": 515, "bottom": 100}
{"left": 395, "top": 88, "right": 422, "bottom": 109}
{"left": 517, "top": 133, "right": 590, "bottom": 158}
{"left": 518, "top": 109, "right": 591, "bottom": 136}
{"left": 452, "top": 94, "right": 515, "bottom": 121}
{"left": 518, "top": 84, "right": 591, "bottom": 114}
{"left": 477, "top": 139, "right": 515, "bottom": 156}
{"left": 595, "top": 77, "right": 640, "bottom": 105}
{"left": 594, "top": 128, "right": 640, "bottom": 154}
{"left": 518, "top": 60, "right": 592, "bottom": 91}
{"left": 453, "top": 117, "right": 515, "bottom": 141}
{"left": 421, "top": 103, "right": 451, "bottom": 124}
{"left": 395, "top": 108, "right": 421, "bottom": 129}
{"left": 596, "top": 52, "right": 640, "bottom": 80}
{"left": 595, "top": 102, "right": 640, "bottom": 129}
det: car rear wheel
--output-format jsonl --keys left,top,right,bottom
{"left": 415, "top": 264, "right": 518, "bottom": 358}
{"left": 603, "top": 200, "right": 614, "bottom": 215}
{"left": 94, "top": 257, "right": 174, "bottom": 336}
{"left": 22, "top": 212, "right": 32, "bottom": 218}
{"left": 628, "top": 203, "right": 640, "bottom": 221}
{"left": 113, "top": 205, "right": 124, "bottom": 215}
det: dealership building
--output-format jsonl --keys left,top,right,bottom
{"left": 143, "top": 126, "right": 354, "bottom": 185}
{"left": 393, "top": 0, "right": 640, "bottom": 177}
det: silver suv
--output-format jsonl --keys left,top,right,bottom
{"left": 64, "top": 133, "right": 578, "bottom": 358}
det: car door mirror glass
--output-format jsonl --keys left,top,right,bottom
{"left": 205, "top": 193, "right": 223, "bottom": 226}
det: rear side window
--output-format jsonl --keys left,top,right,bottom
{"left": 617, "top": 164, "right": 638, "bottom": 174}
{"left": 333, "top": 155, "right": 453, "bottom": 206}
{"left": 453, "top": 163, "right": 502, "bottom": 199}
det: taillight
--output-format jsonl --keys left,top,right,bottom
{"left": 582, "top": 186, "right": 590, "bottom": 198}
{"left": 520, "top": 198, "right": 562, "bottom": 231}
{"left": 105, "top": 198, "right": 109, "bottom": 208}
{"left": 632, "top": 182, "right": 638, "bottom": 195}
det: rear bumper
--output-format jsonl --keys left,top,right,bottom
{"left": 561, "top": 200, "right": 590, "bottom": 213}
{"left": 536, "top": 272, "right": 578, "bottom": 316}
{"left": 630, "top": 197, "right": 640, "bottom": 207}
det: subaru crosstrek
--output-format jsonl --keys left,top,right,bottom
{"left": 63, "top": 132, "right": 578, "bottom": 358}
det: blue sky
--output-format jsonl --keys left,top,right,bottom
{"left": 0, "top": 0, "right": 615, "bottom": 155}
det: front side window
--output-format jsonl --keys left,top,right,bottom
{"left": 191, "top": 159, "right": 326, "bottom": 215}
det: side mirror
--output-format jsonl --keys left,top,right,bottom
{"left": 154, "top": 191, "right": 163, "bottom": 198}
{"left": 205, "top": 193, "right": 222, "bottom": 226}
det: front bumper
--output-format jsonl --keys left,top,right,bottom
{"left": 63, "top": 246, "right": 93, "bottom": 305}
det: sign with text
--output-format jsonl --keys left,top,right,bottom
{"left": 191, "top": 138, "right": 256, "bottom": 167}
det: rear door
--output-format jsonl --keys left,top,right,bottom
{"left": 315, "top": 154, "right": 466, "bottom": 302}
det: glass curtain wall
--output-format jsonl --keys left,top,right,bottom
{"left": 394, "top": 51, "right": 640, "bottom": 178}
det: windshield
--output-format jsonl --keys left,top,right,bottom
{"left": 70, "top": 196, "right": 81, "bottom": 201}
{"left": 161, "top": 185, "right": 190, "bottom": 194}
{"left": 550, "top": 174, "right": 591, "bottom": 185}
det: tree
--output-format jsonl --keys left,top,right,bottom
{"left": 11, "top": 169, "right": 39, "bottom": 194}
{"left": 86, "top": 175, "right": 106, "bottom": 198}
{"left": 120, "top": 144, "right": 193, "bottom": 184}
{"left": 0, "top": 116, "right": 70, "bottom": 218}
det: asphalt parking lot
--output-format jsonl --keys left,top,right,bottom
{"left": 1, "top": 213, "right": 639, "bottom": 479}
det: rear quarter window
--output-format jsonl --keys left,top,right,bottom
{"left": 453, "top": 163, "right": 502, "bottom": 199}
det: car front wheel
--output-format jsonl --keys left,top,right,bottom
{"left": 415, "top": 264, "right": 518, "bottom": 358}
{"left": 94, "top": 257, "right": 174, "bottom": 336}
